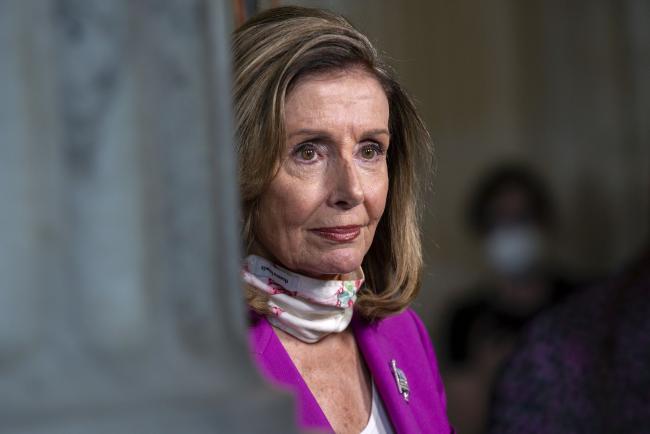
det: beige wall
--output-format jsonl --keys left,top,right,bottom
{"left": 269, "top": 0, "right": 650, "bottom": 329}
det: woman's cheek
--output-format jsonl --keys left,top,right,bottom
{"left": 365, "top": 173, "right": 389, "bottom": 220}
{"left": 272, "top": 181, "right": 322, "bottom": 228}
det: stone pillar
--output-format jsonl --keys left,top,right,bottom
{"left": 0, "top": 0, "right": 296, "bottom": 432}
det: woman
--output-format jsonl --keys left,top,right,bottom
{"left": 235, "top": 7, "right": 452, "bottom": 433}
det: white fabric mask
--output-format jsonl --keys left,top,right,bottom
{"left": 484, "top": 225, "right": 544, "bottom": 277}
{"left": 242, "top": 255, "right": 364, "bottom": 343}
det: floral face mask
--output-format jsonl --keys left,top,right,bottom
{"left": 242, "top": 255, "right": 364, "bottom": 343}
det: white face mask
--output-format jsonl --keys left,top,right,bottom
{"left": 483, "top": 225, "right": 544, "bottom": 277}
{"left": 242, "top": 255, "right": 364, "bottom": 343}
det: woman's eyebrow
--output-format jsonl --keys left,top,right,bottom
{"left": 287, "top": 129, "right": 332, "bottom": 140}
{"left": 287, "top": 128, "right": 390, "bottom": 139}
{"left": 362, "top": 128, "right": 390, "bottom": 137}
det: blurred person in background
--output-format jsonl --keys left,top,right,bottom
{"left": 441, "top": 163, "right": 576, "bottom": 434}
{"left": 488, "top": 242, "right": 650, "bottom": 433}
{"left": 235, "top": 7, "right": 452, "bottom": 433}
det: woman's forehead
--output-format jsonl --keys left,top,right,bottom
{"left": 284, "top": 69, "right": 389, "bottom": 132}
{"left": 287, "top": 66, "right": 383, "bottom": 96}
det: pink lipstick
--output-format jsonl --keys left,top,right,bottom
{"left": 310, "top": 225, "right": 362, "bottom": 242}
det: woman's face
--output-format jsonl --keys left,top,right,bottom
{"left": 255, "top": 68, "right": 390, "bottom": 278}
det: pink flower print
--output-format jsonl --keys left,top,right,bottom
{"left": 266, "top": 278, "right": 298, "bottom": 296}
{"left": 267, "top": 278, "right": 286, "bottom": 294}
{"left": 335, "top": 287, "right": 345, "bottom": 307}
{"left": 336, "top": 282, "right": 356, "bottom": 307}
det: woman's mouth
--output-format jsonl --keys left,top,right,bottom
{"left": 310, "top": 225, "right": 362, "bottom": 242}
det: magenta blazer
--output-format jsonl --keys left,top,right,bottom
{"left": 248, "top": 308, "right": 454, "bottom": 433}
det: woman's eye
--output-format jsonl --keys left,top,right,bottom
{"left": 300, "top": 147, "right": 316, "bottom": 161}
{"left": 360, "top": 143, "right": 383, "bottom": 160}
{"left": 293, "top": 143, "right": 319, "bottom": 162}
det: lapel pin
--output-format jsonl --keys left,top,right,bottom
{"left": 390, "top": 359, "right": 410, "bottom": 402}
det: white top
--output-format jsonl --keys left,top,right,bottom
{"left": 360, "top": 381, "right": 395, "bottom": 434}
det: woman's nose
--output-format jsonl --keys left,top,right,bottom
{"left": 328, "top": 158, "right": 364, "bottom": 210}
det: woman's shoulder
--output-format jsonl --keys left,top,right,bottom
{"left": 355, "top": 308, "right": 443, "bottom": 379}
{"left": 369, "top": 308, "right": 433, "bottom": 346}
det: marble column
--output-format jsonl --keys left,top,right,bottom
{"left": 0, "top": 0, "right": 296, "bottom": 432}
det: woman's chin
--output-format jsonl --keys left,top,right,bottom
{"left": 300, "top": 251, "right": 364, "bottom": 278}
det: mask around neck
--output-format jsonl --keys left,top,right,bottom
{"left": 242, "top": 255, "right": 364, "bottom": 343}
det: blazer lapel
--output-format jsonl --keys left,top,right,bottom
{"left": 248, "top": 314, "right": 332, "bottom": 431}
{"left": 352, "top": 314, "right": 423, "bottom": 433}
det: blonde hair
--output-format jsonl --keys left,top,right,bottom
{"left": 234, "top": 6, "right": 432, "bottom": 320}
